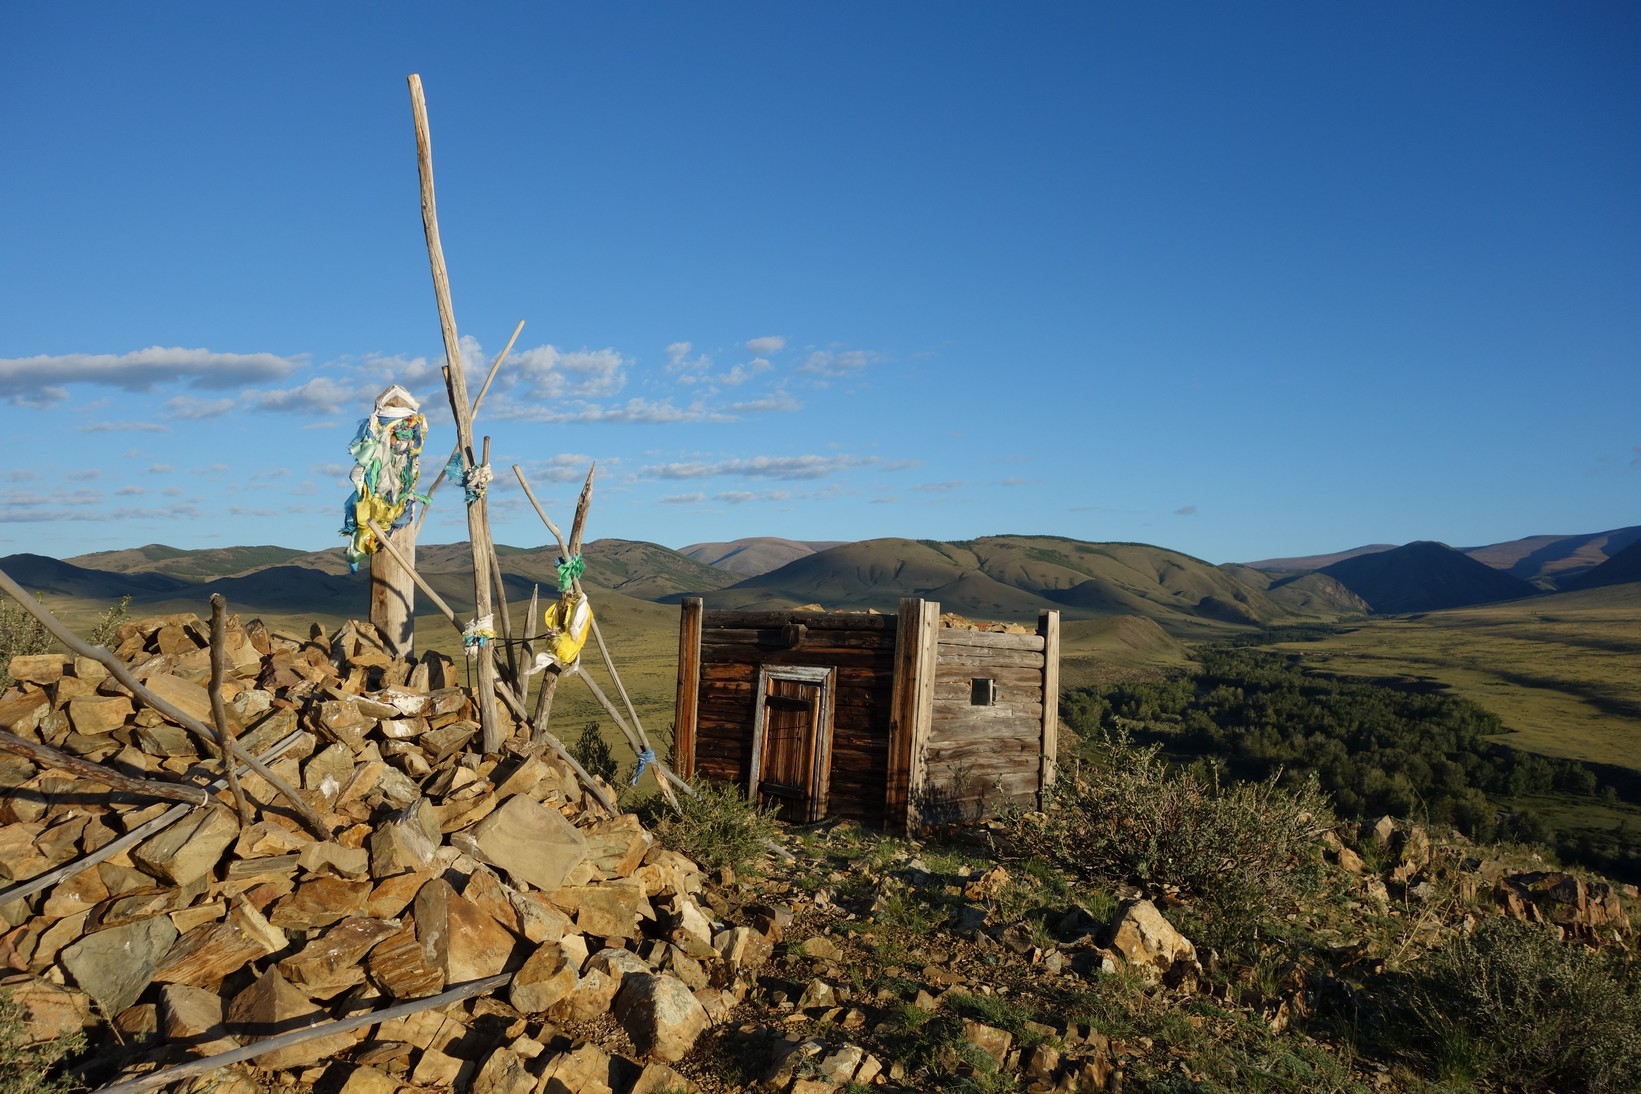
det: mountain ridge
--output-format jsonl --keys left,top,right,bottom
{"left": 0, "top": 524, "right": 1628, "bottom": 637}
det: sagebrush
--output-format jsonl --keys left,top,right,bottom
{"left": 638, "top": 779, "right": 780, "bottom": 876}
{"left": 0, "top": 994, "right": 84, "bottom": 1094}
{"left": 1406, "top": 917, "right": 1641, "bottom": 1092}
{"left": 0, "top": 594, "right": 52, "bottom": 689}
{"left": 1000, "top": 731, "right": 1331, "bottom": 939}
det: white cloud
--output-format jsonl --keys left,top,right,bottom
{"left": 658, "top": 492, "right": 706, "bottom": 505}
{"left": 1176, "top": 505, "right": 1198, "bottom": 516}
{"left": 64, "top": 469, "right": 100, "bottom": 482}
{"left": 665, "top": 342, "right": 711, "bottom": 381}
{"left": 508, "top": 345, "right": 627, "bottom": 401}
{"left": 115, "top": 485, "right": 146, "bottom": 496}
{"left": 913, "top": 481, "right": 966, "bottom": 493}
{"left": 165, "top": 395, "right": 238, "bottom": 420}
{"left": 719, "top": 359, "right": 773, "bottom": 386}
{"left": 745, "top": 336, "right": 786, "bottom": 355}
{"left": 725, "top": 390, "right": 801, "bottom": 414}
{"left": 0, "top": 347, "right": 303, "bottom": 407}
{"left": 715, "top": 489, "right": 792, "bottom": 505}
{"left": 76, "top": 421, "right": 171, "bottom": 433}
{"left": 247, "top": 376, "right": 361, "bottom": 414}
{"left": 0, "top": 498, "right": 203, "bottom": 524}
{"left": 147, "top": 464, "right": 173, "bottom": 474}
{"left": 799, "top": 348, "right": 876, "bottom": 379}
{"left": 517, "top": 454, "right": 599, "bottom": 484}
{"left": 640, "top": 454, "right": 875, "bottom": 481}
{"left": 493, "top": 397, "right": 732, "bottom": 425}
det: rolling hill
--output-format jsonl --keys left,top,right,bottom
{"left": 9, "top": 524, "right": 1636, "bottom": 651}
{"left": 1459, "top": 525, "right": 1641, "bottom": 587}
{"left": 1319, "top": 541, "right": 1539, "bottom": 614}
{"left": 677, "top": 536, "right": 849, "bottom": 578}
{"left": 686, "top": 535, "right": 1350, "bottom": 636}
{"left": 1564, "top": 536, "right": 1641, "bottom": 591}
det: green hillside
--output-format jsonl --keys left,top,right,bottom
{"left": 65, "top": 543, "right": 308, "bottom": 580}
{"left": 701, "top": 534, "right": 1361, "bottom": 635}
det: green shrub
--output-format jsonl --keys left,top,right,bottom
{"left": 1407, "top": 917, "right": 1641, "bottom": 1092}
{"left": 0, "top": 594, "right": 52, "bottom": 690}
{"left": 639, "top": 779, "right": 780, "bottom": 875}
{"left": 570, "top": 721, "right": 618, "bottom": 783}
{"left": 86, "top": 595, "right": 131, "bottom": 648}
{"left": 0, "top": 994, "right": 84, "bottom": 1094}
{"left": 1001, "top": 731, "right": 1331, "bottom": 939}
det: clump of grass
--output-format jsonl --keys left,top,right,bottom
{"left": 1405, "top": 917, "right": 1641, "bottom": 1092}
{"left": 637, "top": 778, "right": 780, "bottom": 876}
{"left": 1000, "top": 730, "right": 1332, "bottom": 943}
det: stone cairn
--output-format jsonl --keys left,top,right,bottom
{"left": 0, "top": 612, "right": 765, "bottom": 1094}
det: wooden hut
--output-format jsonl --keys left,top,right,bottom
{"left": 673, "top": 597, "right": 1059, "bottom": 832}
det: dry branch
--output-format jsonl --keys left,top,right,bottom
{"left": 0, "top": 729, "right": 212, "bottom": 808}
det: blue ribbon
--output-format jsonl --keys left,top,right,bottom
{"left": 631, "top": 747, "right": 656, "bottom": 786}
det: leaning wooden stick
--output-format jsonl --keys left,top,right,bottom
{"left": 520, "top": 582, "right": 541, "bottom": 706}
{"left": 92, "top": 971, "right": 514, "bottom": 1094}
{"left": 415, "top": 318, "right": 523, "bottom": 532}
{"left": 478, "top": 435, "right": 519, "bottom": 685}
{"left": 0, "top": 567, "right": 328, "bottom": 837}
{"left": 510, "top": 464, "right": 680, "bottom": 806}
{"left": 208, "top": 594, "right": 253, "bottom": 823}
{"left": 564, "top": 666, "right": 679, "bottom": 810}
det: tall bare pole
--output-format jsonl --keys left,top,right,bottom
{"left": 408, "top": 73, "right": 502, "bottom": 752}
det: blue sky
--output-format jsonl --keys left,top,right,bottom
{"left": 2, "top": 3, "right": 1637, "bottom": 566}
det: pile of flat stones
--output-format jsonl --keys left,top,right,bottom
{"left": 0, "top": 613, "right": 783, "bottom": 1094}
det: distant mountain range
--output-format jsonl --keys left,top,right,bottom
{"left": 2, "top": 524, "right": 1635, "bottom": 637}
{"left": 1244, "top": 525, "right": 1641, "bottom": 588}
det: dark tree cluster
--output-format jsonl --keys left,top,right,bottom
{"left": 1061, "top": 648, "right": 1640, "bottom": 882}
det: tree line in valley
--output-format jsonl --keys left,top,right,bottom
{"left": 1060, "top": 646, "right": 1640, "bottom": 883}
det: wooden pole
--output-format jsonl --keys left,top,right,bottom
{"left": 1037, "top": 608, "right": 1060, "bottom": 806}
{"left": 369, "top": 522, "right": 417, "bottom": 658}
{"left": 407, "top": 73, "right": 501, "bottom": 752}
{"left": 674, "top": 597, "right": 702, "bottom": 780}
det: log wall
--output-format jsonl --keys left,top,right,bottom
{"left": 679, "top": 603, "right": 898, "bottom": 824}
{"left": 675, "top": 598, "right": 1059, "bottom": 830}
{"left": 918, "top": 626, "right": 1048, "bottom": 822}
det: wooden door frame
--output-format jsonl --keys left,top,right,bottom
{"left": 747, "top": 664, "right": 836, "bottom": 823}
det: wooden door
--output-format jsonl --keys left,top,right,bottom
{"left": 748, "top": 667, "right": 835, "bottom": 823}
